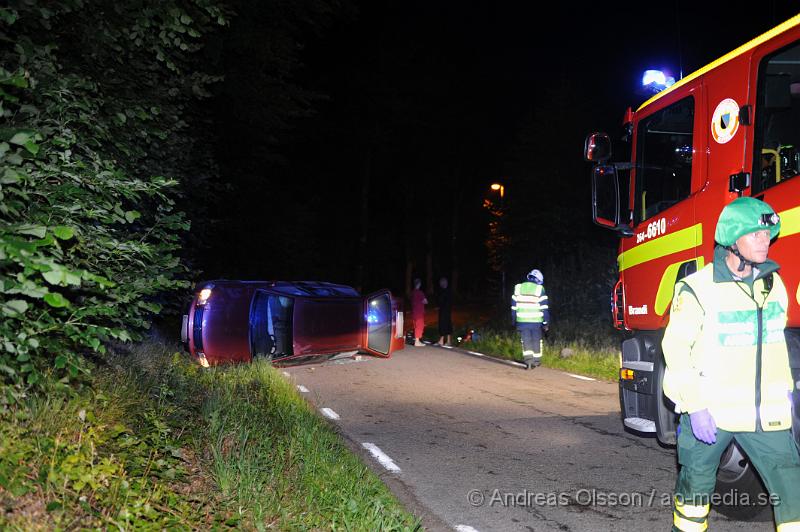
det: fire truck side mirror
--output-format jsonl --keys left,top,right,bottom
{"left": 592, "top": 164, "right": 624, "bottom": 232}
{"left": 584, "top": 132, "right": 612, "bottom": 162}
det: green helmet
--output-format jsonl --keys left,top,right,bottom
{"left": 714, "top": 197, "right": 781, "bottom": 247}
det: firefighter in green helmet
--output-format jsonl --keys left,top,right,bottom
{"left": 662, "top": 197, "right": 800, "bottom": 531}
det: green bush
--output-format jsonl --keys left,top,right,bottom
{"left": 0, "top": 1, "right": 227, "bottom": 396}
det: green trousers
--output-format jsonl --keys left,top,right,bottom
{"left": 672, "top": 414, "right": 800, "bottom": 531}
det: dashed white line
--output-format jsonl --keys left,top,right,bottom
{"left": 567, "top": 373, "right": 596, "bottom": 381}
{"left": 361, "top": 443, "right": 402, "bottom": 473}
{"left": 297, "top": 385, "right": 309, "bottom": 393}
{"left": 455, "top": 525, "right": 480, "bottom": 532}
{"left": 320, "top": 407, "right": 340, "bottom": 420}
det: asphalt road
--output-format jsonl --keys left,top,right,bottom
{"left": 282, "top": 344, "right": 775, "bottom": 532}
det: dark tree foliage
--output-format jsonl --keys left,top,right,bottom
{"left": 249, "top": 1, "right": 525, "bottom": 295}
{"left": 500, "top": 74, "right": 618, "bottom": 330}
{"left": 200, "top": 0, "right": 355, "bottom": 281}
{"left": 0, "top": 0, "right": 228, "bottom": 396}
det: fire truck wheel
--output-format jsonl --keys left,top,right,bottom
{"left": 712, "top": 442, "right": 771, "bottom": 521}
{"left": 653, "top": 350, "right": 678, "bottom": 445}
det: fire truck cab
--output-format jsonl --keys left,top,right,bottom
{"left": 586, "top": 14, "right": 800, "bottom": 520}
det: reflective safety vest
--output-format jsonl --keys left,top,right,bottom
{"left": 511, "top": 282, "right": 548, "bottom": 324}
{"left": 662, "top": 261, "right": 793, "bottom": 432}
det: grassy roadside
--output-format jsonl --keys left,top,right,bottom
{"left": 463, "top": 330, "right": 619, "bottom": 381}
{"left": 0, "top": 341, "right": 419, "bottom": 530}
{"left": 422, "top": 309, "right": 620, "bottom": 381}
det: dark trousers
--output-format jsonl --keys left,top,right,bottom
{"left": 517, "top": 322, "right": 543, "bottom": 360}
{"left": 672, "top": 414, "right": 800, "bottom": 530}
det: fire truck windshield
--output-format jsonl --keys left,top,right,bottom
{"left": 634, "top": 96, "right": 694, "bottom": 224}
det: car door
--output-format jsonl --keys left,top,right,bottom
{"left": 362, "top": 289, "right": 396, "bottom": 357}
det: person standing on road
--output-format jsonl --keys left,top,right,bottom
{"left": 437, "top": 276, "right": 453, "bottom": 346}
{"left": 411, "top": 278, "right": 428, "bottom": 347}
{"left": 662, "top": 197, "right": 800, "bottom": 531}
{"left": 511, "top": 268, "right": 549, "bottom": 369}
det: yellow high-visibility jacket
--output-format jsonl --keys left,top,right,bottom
{"left": 662, "top": 247, "right": 793, "bottom": 432}
{"left": 511, "top": 282, "right": 549, "bottom": 324}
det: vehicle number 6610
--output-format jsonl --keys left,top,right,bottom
{"left": 636, "top": 217, "right": 667, "bottom": 243}
{"left": 647, "top": 218, "right": 666, "bottom": 238}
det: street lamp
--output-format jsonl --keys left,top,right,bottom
{"left": 490, "top": 183, "right": 504, "bottom": 205}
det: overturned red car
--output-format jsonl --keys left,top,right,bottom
{"left": 181, "top": 280, "right": 405, "bottom": 366}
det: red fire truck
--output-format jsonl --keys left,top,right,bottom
{"left": 585, "top": 14, "right": 800, "bottom": 519}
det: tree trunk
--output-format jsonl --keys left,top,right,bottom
{"left": 356, "top": 148, "right": 372, "bottom": 292}
{"left": 450, "top": 169, "right": 463, "bottom": 296}
{"left": 425, "top": 218, "right": 434, "bottom": 295}
{"left": 404, "top": 180, "right": 415, "bottom": 297}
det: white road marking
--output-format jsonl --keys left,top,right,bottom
{"left": 442, "top": 345, "right": 453, "bottom": 349}
{"left": 282, "top": 371, "right": 290, "bottom": 377}
{"left": 455, "top": 526, "right": 480, "bottom": 532}
{"left": 361, "top": 443, "right": 402, "bottom": 473}
{"left": 320, "top": 407, "right": 340, "bottom": 420}
{"left": 297, "top": 385, "right": 309, "bottom": 393}
{"left": 458, "top": 347, "right": 595, "bottom": 376}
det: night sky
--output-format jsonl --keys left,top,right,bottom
{"left": 200, "top": 1, "right": 799, "bottom": 297}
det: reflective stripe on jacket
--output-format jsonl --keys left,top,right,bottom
{"left": 662, "top": 248, "right": 793, "bottom": 432}
{"left": 512, "top": 282, "right": 549, "bottom": 323}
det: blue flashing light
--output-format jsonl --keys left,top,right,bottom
{"left": 642, "top": 69, "right": 676, "bottom": 93}
{"left": 642, "top": 70, "right": 665, "bottom": 86}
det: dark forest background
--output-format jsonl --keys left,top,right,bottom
{"left": 202, "top": 0, "right": 626, "bottom": 321}
{"left": 200, "top": 0, "right": 799, "bottom": 323}
{"left": 2, "top": 0, "right": 799, "bottom": 387}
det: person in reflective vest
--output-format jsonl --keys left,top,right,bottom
{"left": 511, "top": 268, "right": 549, "bottom": 370}
{"left": 662, "top": 197, "right": 800, "bottom": 531}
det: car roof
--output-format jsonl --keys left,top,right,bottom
{"left": 195, "top": 280, "right": 359, "bottom": 297}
